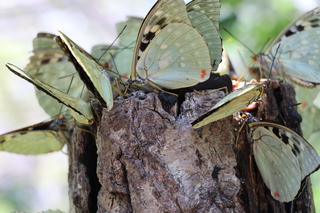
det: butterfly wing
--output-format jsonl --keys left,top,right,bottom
{"left": 255, "top": 8, "right": 320, "bottom": 88}
{"left": 247, "top": 121, "right": 320, "bottom": 202}
{"left": 0, "top": 119, "right": 68, "bottom": 154}
{"left": 25, "top": 33, "right": 89, "bottom": 119}
{"left": 192, "top": 83, "right": 265, "bottom": 128}
{"left": 186, "top": 0, "right": 222, "bottom": 70}
{"left": 136, "top": 23, "right": 211, "bottom": 89}
{"left": 131, "top": 0, "right": 211, "bottom": 90}
{"left": 6, "top": 63, "right": 93, "bottom": 124}
{"left": 132, "top": 0, "right": 192, "bottom": 69}
{"left": 268, "top": 7, "right": 320, "bottom": 50}
{"left": 55, "top": 31, "right": 113, "bottom": 110}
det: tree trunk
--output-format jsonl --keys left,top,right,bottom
{"left": 68, "top": 81, "right": 316, "bottom": 213}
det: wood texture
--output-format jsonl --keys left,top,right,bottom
{"left": 68, "top": 81, "right": 316, "bottom": 213}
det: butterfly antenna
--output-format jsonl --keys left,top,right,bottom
{"left": 97, "top": 25, "right": 127, "bottom": 63}
{"left": 258, "top": 37, "right": 271, "bottom": 54}
{"left": 104, "top": 52, "right": 129, "bottom": 84}
{"left": 266, "top": 43, "right": 281, "bottom": 83}
{"left": 236, "top": 49, "right": 256, "bottom": 82}
{"left": 57, "top": 75, "right": 75, "bottom": 115}
{"left": 222, "top": 27, "right": 255, "bottom": 55}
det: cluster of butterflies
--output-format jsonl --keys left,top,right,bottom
{"left": 1, "top": 0, "right": 320, "bottom": 205}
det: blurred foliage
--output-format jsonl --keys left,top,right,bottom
{"left": 0, "top": 0, "right": 319, "bottom": 212}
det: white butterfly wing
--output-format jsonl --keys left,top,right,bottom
{"left": 0, "top": 119, "right": 68, "bottom": 155}
{"left": 133, "top": 0, "right": 192, "bottom": 69}
{"left": 186, "top": 0, "right": 222, "bottom": 70}
{"left": 187, "top": 11, "right": 221, "bottom": 70}
{"left": 136, "top": 23, "right": 211, "bottom": 89}
{"left": 269, "top": 7, "right": 320, "bottom": 49}
{"left": 248, "top": 122, "right": 320, "bottom": 202}
{"left": 0, "top": 130, "right": 66, "bottom": 154}
{"left": 273, "top": 58, "right": 320, "bottom": 86}
{"left": 6, "top": 63, "right": 93, "bottom": 124}
{"left": 256, "top": 8, "right": 320, "bottom": 87}
{"left": 270, "top": 27, "right": 320, "bottom": 81}
{"left": 186, "top": 0, "right": 220, "bottom": 29}
{"left": 26, "top": 33, "right": 88, "bottom": 118}
{"left": 192, "top": 83, "right": 265, "bottom": 128}
{"left": 250, "top": 125, "right": 301, "bottom": 202}
{"left": 56, "top": 31, "right": 113, "bottom": 110}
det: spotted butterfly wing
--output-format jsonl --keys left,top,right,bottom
{"left": 0, "top": 118, "right": 68, "bottom": 154}
{"left": 253, "top": 8, "right": 320, "bottom": 88}
{"left": 25, "top": 33, "right": 90, "bottom": 120}
{"left": 247, "top": 121, "right": 320, "bottom": 202}
{"left": 6, "top": 63, "right": 93, "bottom": 124}
{"left": 130, "top": 0, "right": 212, "bottom": 91}
{"left": 55, "top": 31, "right": 113, "bottom": 110}
{"left": 186, "top": 0, "right": 222, "bottom": 70}
{"left": 192, "top": 83, "right": 265, "bottom": 128}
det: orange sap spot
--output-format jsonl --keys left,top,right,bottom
{"left": 252, "top": 54, "right": 258, "bottom": 61}
{"left": 103, "top": 62, "right": 109, "bottom": 69}
{"left": 124, "top": 74, "right": 128, "bottom": 78}
{"left": 274, "top": 192, "right": 280, "bottom": 197}
{"left": 200, "top": 70, "right": 206, "bottom": 78}
{"left": 243, "top": 102, "right": 260, "bottom": 111}
{"left": 301, "top": 102, "right": 307, "bottom": 108}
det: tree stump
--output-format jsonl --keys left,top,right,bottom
{"left": 68, "top": 81, "right": 316, "bottom": 213}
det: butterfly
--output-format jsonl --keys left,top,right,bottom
{"left": 186, "top": 0, "right": 222, "bottom": 71}
{"left": 128, "top": 0, "right": 214, "bottom": 91}
{"left": 246, "top": 117, "right": 320, "bottom": 202}
{"left": 192, "top": 82, "right": 265, "bottom": 129}
{"left": 54, "top": 31, "right": 114, "bottom": 110}
{"left": 0, "top": 116, "right": 68, "bottom": 154}
{"left": 25, "top": 33, "right": 91, "bottom": 121}
{"left": 253, "top": 7, "right": 320, "bottom": 88}
{"left": 6, "top": 63, "right": 94, "bottom": 125}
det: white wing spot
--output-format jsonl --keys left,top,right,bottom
{"left": 309, "top": 60, "right": 315, "bottom": 66}
{"left": 180, "top": 62, "right": 186, "bottom": 67}
{"left": 158, "top": 60, "right": 170, "bottom": 70}
{"left": 160, "top": 44, "right": 168, "bottom": 50}
{"left": 155, "top": 11, "right": 164, "bottom": 16}
{"left": 193, "top": 5, "right": 201, "bottom": 10}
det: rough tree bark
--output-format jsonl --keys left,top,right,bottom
{"left": 68, "top": 81, "right": 316, "bottom": 213}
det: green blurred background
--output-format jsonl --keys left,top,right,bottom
{"left": 0, "top": 0, "right": 319, "bottom": 212}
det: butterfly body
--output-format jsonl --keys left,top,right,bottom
{"left": 246, "top": 119, "right": 320, "bottom": 202}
